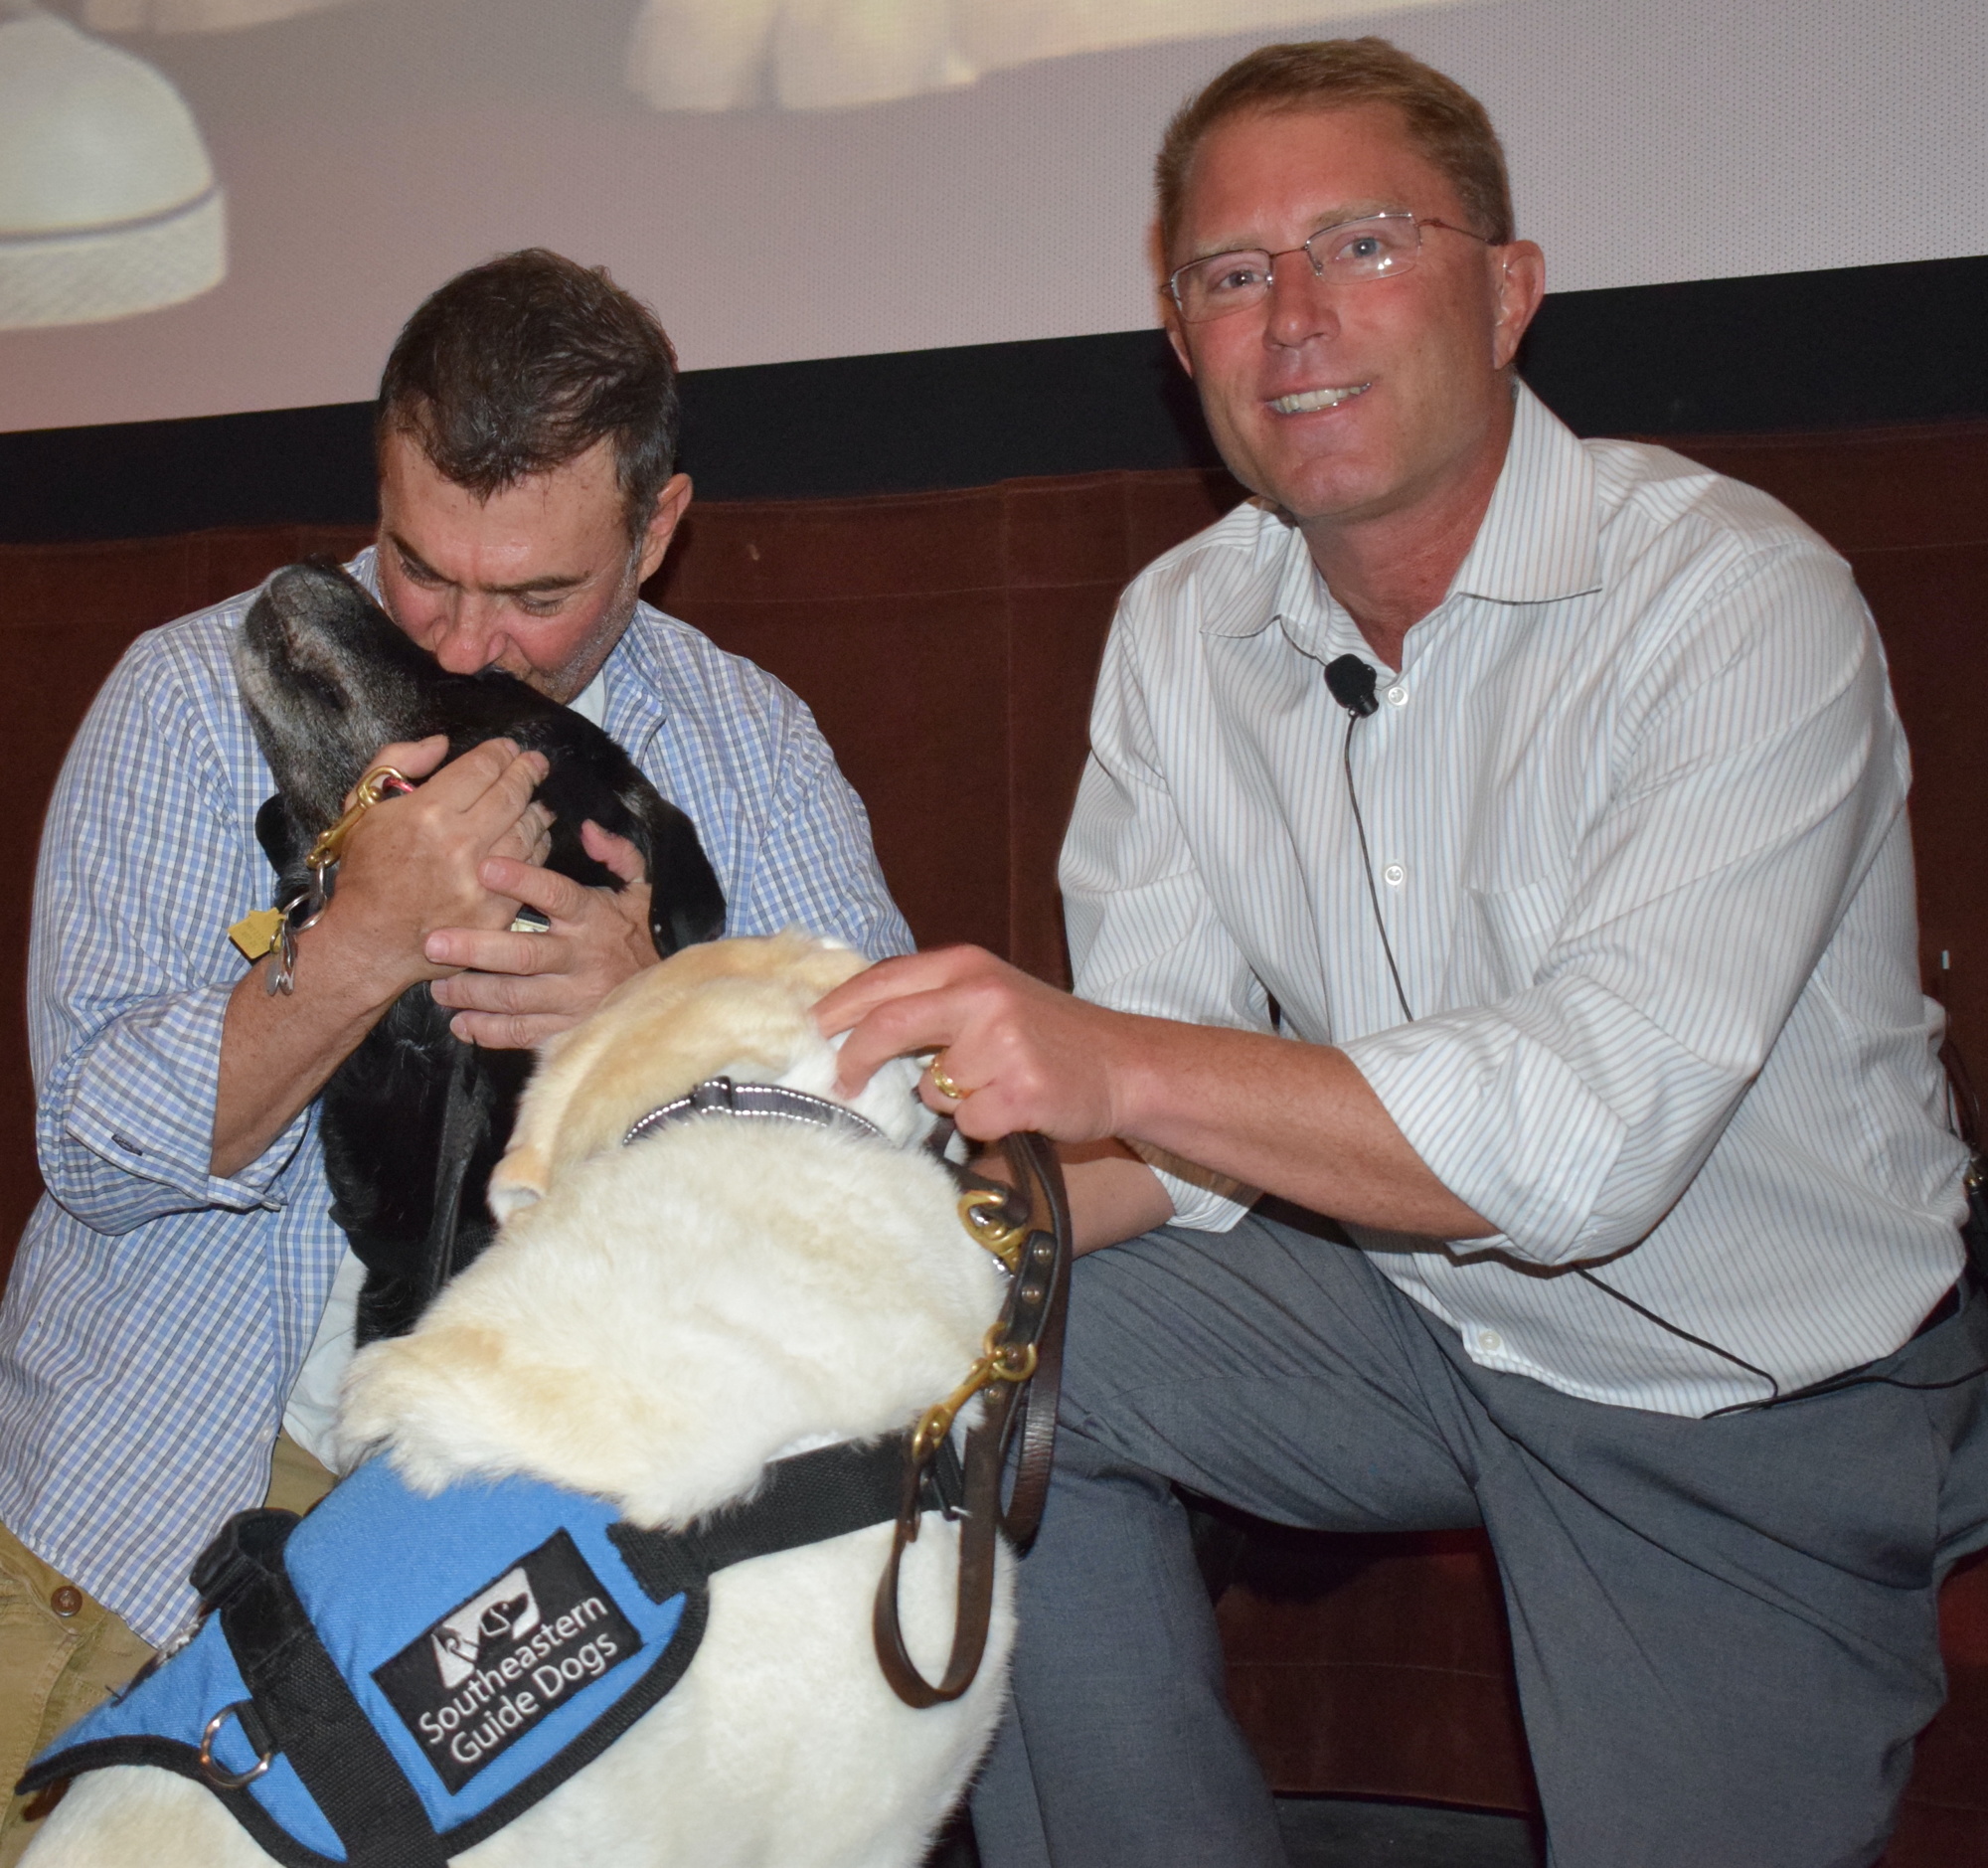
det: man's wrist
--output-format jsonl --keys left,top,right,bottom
{"left": 1105, "top": 1009, "right": 1186, "bottom": 1148}
{"left": 299, "top": 898, "right": 432, "bottom": 1015}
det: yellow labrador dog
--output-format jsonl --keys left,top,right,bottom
{"left": 24, "top": 933, "right": 1014, "bottom": 1868}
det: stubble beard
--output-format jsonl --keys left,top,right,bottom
{"left": 536, "top": 546, "right": 647, "bottom": 705}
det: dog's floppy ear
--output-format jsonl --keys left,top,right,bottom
{"left": 487, "top": 1026, "right": 586, "bottom": 1221}
{"left": 485, "top": 979, "right": 631, "bottom": 1219}
{"left": 487, "top": 1164, "right": 547, "bottom": 1224}
{"left": 485, "top": 933, "right": 873, "bottom": 1221}
{"left": 481, "top": 949, "right": 706, "bottom": 1220}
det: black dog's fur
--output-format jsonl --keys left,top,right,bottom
{"left": 233, "top": 560, "right": 727, "bottom": 1341}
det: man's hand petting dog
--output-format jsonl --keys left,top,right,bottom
{"left": 426, "top": 819, "right": 660, "bottom": 1050}
{"left": 324, "top": 733, "right": 552, "bottom": 994}
{"left": 820, "top": 946, "right": 1494, "bottom": 1255}
{"left": 210, "top": 734, "right": 552, "bottom": 1181}
{"left": 818, "top": 944, "right": 1137, "bottom": 1145}
{"left": 817, "top": 946, "right": 1181, "bottom": 1255}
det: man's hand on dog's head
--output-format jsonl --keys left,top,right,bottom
{"left": 325, "top": 735, "right": 552, "bottom": 999}
{"left": 817, "top": 949, "right": 1186, "bottom": 1254}
{"left": 426, "top": 820, "right": 657, "bottom": 1050}
{"left": 814, "top": 945, "right": 1136, "bottom": 1146}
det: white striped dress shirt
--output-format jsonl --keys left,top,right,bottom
{"left": 1062, "top": 384, "right": 1967, "bottom": 1419}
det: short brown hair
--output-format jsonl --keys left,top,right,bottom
{"left": 377, "top": 250, "right": 681, "bottom": 545}
{"left": 1155, "top": 39, "right": 1514, "bottom": 258}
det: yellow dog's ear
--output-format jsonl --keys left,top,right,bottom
{"left": 485, "top": 952, "right": 674, "bottom": 1220}
{"left": 486, "top": 932, "right": 872, "bottom": 1223}
{"left": 486, "top": 1018, "right": 588, "bottom": 1222}
{"left": 486, "top": 1156, "right": 548, "bottom": 1223}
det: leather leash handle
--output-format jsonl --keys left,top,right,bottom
{"left": 872, "top": 1398, "right": 1010, "bottom": 1708}
{"left": 992, "top": 1132, "right": 1071, "bottom": 1551}
{"left": 872, "top": 1129, "right": 1073, "bottom": 1706}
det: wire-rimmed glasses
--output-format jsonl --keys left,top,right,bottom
{"left": 1166, "top": 212, "right": 1494, "bottom": 323}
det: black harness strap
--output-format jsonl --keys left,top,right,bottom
{"left": 193, "top": 1509, "right": 449, "bottom": 1868}
{"left": 607, "top": 1433, "right": 963, "bottom": 1605}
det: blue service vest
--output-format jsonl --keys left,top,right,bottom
{"left": 24, "top": 1431, "right": 936, "bottom": 1867}
{"left": 28, "top": 1458, "right": 703, "bottom": 1865}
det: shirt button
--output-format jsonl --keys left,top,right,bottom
{"left": 1382, "top": 862, "right": 1406, "bottom": 887}
{"left": 50, "top": 1585, "right": 83, "bottom": 1617}
{"left": 1385, "top": 684, "right": 1408, "bottom": 707}
{"left": 1476, "top": 1328, "right": 1504, "bottom": 1355}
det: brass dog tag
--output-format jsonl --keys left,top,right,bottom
{"left": 229, "top": 907, "right": 284, "bottom": 960}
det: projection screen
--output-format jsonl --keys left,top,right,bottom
{"left": 2, "top": 0, "right": 1983, "bottom": 433}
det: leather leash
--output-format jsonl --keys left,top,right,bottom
{"left": 873, "top": 1130, "right": 1072, "bottom": 1707}
{"left": 620, "top": 1084, "right": 1073, "bottom": 1710}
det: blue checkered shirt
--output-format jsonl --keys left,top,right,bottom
{"left": 0, "top": 549, "right": 911, "bottom": 1644}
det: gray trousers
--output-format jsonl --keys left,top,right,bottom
{"left": 969, "top": 1214, "right": 1988, "bottom": 1868}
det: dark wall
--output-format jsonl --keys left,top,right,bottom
{"left": 3, "top": 254, "right": 1984, "bottom": 545}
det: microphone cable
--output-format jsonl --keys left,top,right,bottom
{"left": 1324, "top": 654, "right": 1414, "bottom": 1025}
{"left": 1319, "top": 653, "right": 1984, "bottom": 1417}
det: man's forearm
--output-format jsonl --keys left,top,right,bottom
{"left": 1060, "top": 1140, "right": 1177, "bottom": 1253}
{"left": 820, "top": 948, "right": 1491, "bottom": 1244}
{"left": 1063, "top": 1040, "right": 1486, "bottom": 1251}
{"left": 209, "top": 925, "right": 412, "bottom": 1178}
{"left": 1111, "top": 1017, "right": 1490, "bottom": 1240}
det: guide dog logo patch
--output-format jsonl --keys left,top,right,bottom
{"left": 431, "top": 1566, "right": 541, "bottom": 1688}
{"left": 373, "top": 1529, "right": 640, "bottom": 1791}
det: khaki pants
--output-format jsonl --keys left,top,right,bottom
{"left": 0, "top": 1433, "right": 334, "bottom": 1866}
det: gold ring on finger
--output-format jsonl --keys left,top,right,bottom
{"left": 928, "top": 1055, "right": 970, "bottom": 1104}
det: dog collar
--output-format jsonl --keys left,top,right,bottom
{"left": 623, "top": 1076, "right": 888, "bottom": 1149}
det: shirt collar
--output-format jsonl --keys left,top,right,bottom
{"left": 1446, "top": 380, "right": 1601, "bottom": 606}
{"left": 599, "top": 604, "right": 669, "bottom": 758}
{"left": 1209, "top": 379, "right": 1604, "bottom": 656}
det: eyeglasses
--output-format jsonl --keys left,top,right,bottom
{"left": 1166, "top": 212, "right": 1494, "bottom": 323}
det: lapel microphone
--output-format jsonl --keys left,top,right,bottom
{"left": 1325, "top": 654, "right": 1380, "bottom": 718}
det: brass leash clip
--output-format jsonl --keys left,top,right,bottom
{"left": 956, "top": 1185, "right": 1029, "bottom": 1274}
{"left": 908, "top": 1324, "right": 1040, "bottom": 1465}
{"left": 260, "top": 766, "right": 414, "bottom": 996}
{"left": 303, "top": 765, "right": 416, "bottom": 885}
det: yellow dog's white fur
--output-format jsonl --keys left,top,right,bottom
{"left": 28, "top": 933, "right": 1014, "bottom": 1867}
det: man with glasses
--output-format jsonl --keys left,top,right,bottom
{"left": 0, "top": 249, "right": 909, "bottom": 1861}
{"left": 821, "top": 37, "right": 1988, "bottom": 1867}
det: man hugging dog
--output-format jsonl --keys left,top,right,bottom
{"left": 0, "top": 249, "right": 910, "bottom": 1862}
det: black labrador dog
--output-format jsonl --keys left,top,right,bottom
{"left": 233, "top": 559, "right": 727, "bottom": 1341}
